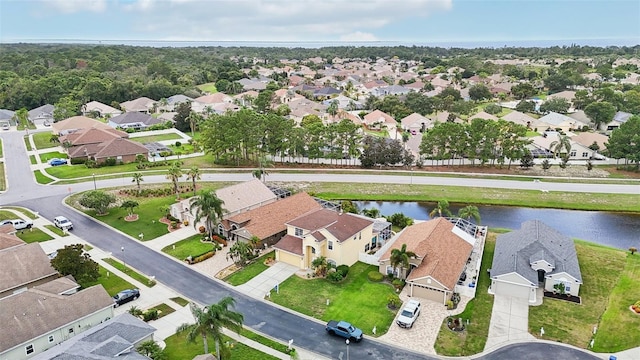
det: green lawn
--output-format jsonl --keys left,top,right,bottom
{"left": 313, "top": 182, "right": 640, "bottom": 212}
{"left": 103, "top": 258, "right": 157, "bottom": 287}
{"left": 147, "top": 303, "right": 175, "bottom": 319}
{"left": 44, "top": 225, "right": 69, "bottom": 236}
{"left": 39, "top": 151, "right": 67, "bottom": 163}
{"left": 15, "top": 228, "right": 53, "bottom": 243}
{"left": 529, "top": 241, "right": 627, "bottom": 350}
{"left": 0, "top": 164, "right": 4, "bottom": 190}
{"left": 1, "top": 207, "right": 38, "bottom": 219}
{"left": 435, "top": 234, "right": 495, "bottom": 356}
{"left": 163, "top": 332, "right": 279, "bottom": 360}
{"left": 84, "top": 265, "right": 135, "bottom": 296}
{"left": 162, "top": 234, "right": 217, "bottom": 260}
{"left": 24, "top": 137, "right": 32, "bottom": 151}
{"left": 269, "top": 262, "right": 400, "bottom": 336}
{"left": 32, "top": 131, "right": 57, "bottom": 149}
{"left": 171, "top": 297, "right": 190, "bottom": 307}
{"left": 168, "top": 143, "right": 196, "bottom": 155}
{"left": 526, "top": 130, "right": 540, "bottom": 137}
{"left": 0, "top": 139, "right": 3, "bottom": 157}
{"left": 225, "top": 251, "right": 275, "bottom": 286}
{"left": 130, "top": 133, "right": 183, "bottom": 143}
{"left": 240, "top": 328, "right": 296, "bottom": 356}
{"left": 29, "top": 155, "right": 37, "bottom": 164}
{"left": 34, "top": 171, "right": 55, "bottom": 184}
{"left": 196, "top": 82, "right": 218, "bottom": 93}
{"left": 592, "top": 252, "right": 640, "bottom": 352}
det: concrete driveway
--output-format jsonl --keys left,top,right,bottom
{"left": 236, "top": 262, "right": 299, "bottom": 299}
{"left": 485, "top": 295, "right": 535, "bottom": 351}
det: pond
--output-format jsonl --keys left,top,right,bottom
{"left": 354, "top": 201, "right": 640, "bottom": 250}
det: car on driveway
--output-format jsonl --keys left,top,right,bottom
{"left": 0, "top": 219, "right": 34, "bottom": 230}
{"left": 53, "top": 216, "right": 73, "bottom": 231}
{"left": 113, "top": 289, "right": 140, "bottom": 307}
{"left": 48, "top": 158, "right": 68, "bottom": 166}
{"left": 396, "top": 299, "right": 421, "bottom": 328}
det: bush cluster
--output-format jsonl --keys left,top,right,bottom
{"left": 136, "top": 160, "right": 169, "bottom": 169}
{"left": 367, "top": 271, "right": 384, "bottom": 282}
{"left": 119, "top": 185, "right": 193, "bottom": 198}
{"left": 212, "top": 235, "right": 228, "bottom": 246}
{"left": 185, "top": 250, "right": 215, "bottom": 264}
{"left": 143, "top": 309, "right": 159, "bottom": 322}
{"left": 336, "top": 265, "right": 349, "bottom": 278}
{"left": 327, "top": 271, "right": 343, "bottom": 283}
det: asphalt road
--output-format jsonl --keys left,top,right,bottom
{"left": 0, "top": 130, "right": 611, "bottom": 359}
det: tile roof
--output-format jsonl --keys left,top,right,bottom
{"left": 491, "top": 220, "right": 582, "bottom": 284}
{"left": 227, "top": 192, "right": 322, "bottom": 239}
{"left": 287, "top": 208, "right": 373, "bottom": 242}
{"left": 0, "top": 285, "right": 115, "bottom": 353}
{"left": 0, "top": 243, "right": 58, "bottom": 293}
{"left": 381, "top": 218, "right": 473, "bottom": 290}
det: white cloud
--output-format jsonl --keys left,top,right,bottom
{"left": 117, "top": 0, "right": 452, "bottom": 41}
{"left": 46, "top": 0, "right": 107, "bottom": 13}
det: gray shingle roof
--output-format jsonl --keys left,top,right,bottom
{"left": 491, "top": 220, "right": 582, "bottom": 284}
{"left": 109, "top": 112, "right": 160, "bottom": 126}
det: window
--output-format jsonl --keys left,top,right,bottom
{"left": 565, "top": 284, "right": 571, "bottom": 292}
{"left": 311, "top": 247, "right": 316, "bottom": 254}
{"left": 294, "top": 228, "right": 303, "bottom": 236}
{"left": 570, "top": 151, "right": 576, "bottom": 157}
{"left": 386, "top": 266, "right": 394, "bottom": 275}
{"left": 328, "top": 241, "right": 333, "bottom": 250}
{"left": 48, "top": 335, "right": 54, "bottom": 343}
{"left": 365, "top": 244, "right": 370, "bottom": 251}
{"left": 26, "top": 344, "right": 34, "bottom": 355}
{"left": 582, "top": 152, "right": 588, "bottom": 158}
{"left": 68, "top": 328, "right": 74, "bottom": 334}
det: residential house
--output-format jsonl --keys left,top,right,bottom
{"left": 223, "top": 192, "right": 323, "bottom": 246}
{"left": 51, "top": 116, "right": 113, "bottom": 135}
{"left": 378, "top": 218, "right": 476, "bottom": 304}
{"left": 469, "top": 111, "right": 498, "bottom": 121}
{"left": 171, "top": 179, "right": 278, "bottom": 225}
{"left": 32, "top": 313, "right": 155, "bottom": 360}
{"left": 605, "top": 111, "right": 633, "bottom": 131}
{"left": 238, "top": 78, "right": 267, "bottom": 91}
{"left": 195, "top": 93, "right": 233, "bottom": 105}
{"left": 502, "top": 111, "right": 538, "bottom": 129}
{"left": 28, "top": 104, "right": 55, "bottom": 125}
{"left": 571, "top": 132, "right": 609, "bottom": 153}
{"left": 547, "top": 90, "right": 576, "bottom": 106}
{"left": 536, "top": 112, "right": 587, "bottom": 133}
{"left": 530, "top": 132, "right": 600, "bottom": 160}
{"left": 90, "top": 137, "right": 151, "bottom": 164}
{"left": 108, "top": 112, "right": 162, "bottom": 130}
{"left": 567, "top": 110, "right": 592, "bottom": 127}
{"left": 0, "top": 285, "right": 114, "bottom": 359}
{"left": 82, "top": 101, "right": 122, "bottom": 118}
{"left": 370, "top": 85, "right": 411, "bottom": 97}
{"left": 313, "top": 86, "right": 341, "bottom": 100}
{"left": 0, "top": 239, "right": 59, "bottom": 299}
{"left": 164, "top": 94, "right": 194, "bottom": 111}
{"left": 0, "top": 109, "right": 16, "bottom": 127}
{"left": 274, "top": 208, "right": 375, "bottom": 269}
{"left": 363, "top": 110, "right": 397, "bottom": 130}
{"left": 120, "top": 97, "right": 156, "bottom": 113}
{"left": 400, "top": 113, "right": 432, "bottom": 133}
{"left": 490, "top": 220, "right": 583, "bottom": 303}
{"left": 321, "top": 95, "right": 363, "bottom": 110}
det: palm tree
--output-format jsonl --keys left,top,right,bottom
{"left": 550, "top": 135, "right": 572, "bottom": 159}
{"left": 186, "top": 166, "right": 201, "bottom": 196}
{"left": 252, "top": 155, "right": 273, "bottom": 182}
{"left": 131, "top": 173, "right": 144, "bottom": 195}
{"left": 166, "top": 162, "right": 183, "bottom": 197}
{"left": 176, "top": 297, "right": 244, "bottom": 359}
{"left": 458, "top": 205, "right": 481, "bottom": 224}
{"left": 389, "top": 244, "right": 417, "bottom": 278}
{"left": 362, "top": 208, "right": 381, "bottom": 218}
{"left": 327, "top": 100, "right": 339, "bottom": 119}
{"left": 429, "top": 200, "right": 452, "bottom": 218}
{"left": 190, "top": 191, "right": 226, "bottom": 238}
{"left": 120, "top": 200, "right": 139, "bottom": 217}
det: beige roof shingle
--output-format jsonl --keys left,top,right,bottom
{"left": 215, "top": 179, "right": 277, "bottom": 215}
{"left": 0, "top": 243, "right": 58, "bottom": 293}
{"left": 51, "top": 116, "right": 113, "bottom": 135}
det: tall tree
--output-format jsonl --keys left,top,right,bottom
{"left": 606, "top": 115, "right": 640, "bottom": 170}
{"left": 429, "top": 200, "right": 452, "bottom": 218}
{"left": 120, "top": 200, "right": 139, "bottom": 217}
{"left": 468, "top": 84, "right": 492, "bottom": 101}
{"left": 79, "top": 190, "right": 116, "bottom": 215}
{"left": 166, "top": 162, "right": 183, "bottom": 197}
{"left": 458, "top": 205, "right": 481, "bottom": 224}
{"left": 550, "top": 135, "right": 572, "bottom": 159}
{"left": 186, "top": 166, "right": 201, "bottom": 196}
{"left": 189, "top": 190, "right": 226, "bottom": 238}
{"left": 584, "top": 101, "right": 616, "bottom": 130}
{"left": 176, "top": 297, "right": 243, "bottom": 359}
{"left": 389, "top": 243, "right": 417, "bottom": 278}
{"left": 50, "top": 244, "right": 100, "bottom": 287}
{"left": 131, "top": 173, "right": 144, "bottom": 195}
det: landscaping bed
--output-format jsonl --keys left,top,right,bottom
{"left": 163, "top": 332, "right": 279, "bottom": 360}
{"left": 223, "top": 251, "right": 275, "bottom": 285}
{"left": 162, "top": 234, "right": 218, "bottom": 261}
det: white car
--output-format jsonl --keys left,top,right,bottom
{"left": 396, "top": 299, "right": 421, "bottom": 328}
{"left": 0, "top": 219, "right": 34, "bottom": 230}
{"left": 53, "top": 216, "right": 73, "bottom": 231}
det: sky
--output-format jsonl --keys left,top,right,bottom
{"left": 1, "top": 0, "right": 639, "bottom": 47}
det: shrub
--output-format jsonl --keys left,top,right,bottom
{"left": 199, "top": 226, "right": 206, "bottom": 234}
{"left": 193, "top": 251, "right": 215, "bottom": 263}
{"left": 70, "top": 158, "right": 86, "bottom": 165}
{"left": 143, "top": 309, "right": 159, "bottom": 322}
{"left": 170, "top": 221, "right": 178, "bottom": 229}
{"left": 392, "top": 278, "right": 405, "bottom": 290}
{"left": 175, "top": 141, "right": 182, "bottom": 147}
{"left": 212, "top": 235, "right": 227, "bottom": 247}
{"left": 336, "top": 265, "right": 349, "bottom": 277}
{"left": 327, "top": 271, "right": 344, "bottom": 282}
{"left": 367, "top": 271, "right": 384, "bottom": 282}
{"left": 387, "top": 296, "right": 401, "bottom": 309}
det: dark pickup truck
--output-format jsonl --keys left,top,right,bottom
{"left": 326, "top": 320, "right": 363, "bottom": 342}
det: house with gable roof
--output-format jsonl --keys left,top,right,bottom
{"left": 52, "top": 116, "right": 113, "bottom": 136}
{"left": 120, "top": 97, "right": 156, "bottom": 113}
{"left": 363, "top": 110, "right": 397, "bottom": 130}
{"left": 378, "top": 218, "right": 477, "bottom": 304}
{"left": 274, "top": 208, "right": 375, "bottom": 269}
{"left": 108, "top": 111, "right": 162, "bottom": 130}
{"left": 82, "top": 101, "right": 122, "bottom": 118}
{"left": 28, "top": 104, "right": 55, "bottom": 125}
{"left": 400, "top": 113, "right": 432, "bottom": 133}
{"left": 0, "top": 237, "right": 59, "bottom": 299}
{"left": 490, "top": 220, "right": 583, "bottom": 303}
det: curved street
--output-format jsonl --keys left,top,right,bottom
{"left": 0, "top": 130, "right": 620, "bottom": 359}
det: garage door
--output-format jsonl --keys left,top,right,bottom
{"left": 411, "top": 284, "right": 446, "bottom": 304}
{"left": 493, "top": 280, "right": 530, "bottom": 300}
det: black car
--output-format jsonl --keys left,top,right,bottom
{"left": 113, "top": 289, "right": 140, "bottom": 307}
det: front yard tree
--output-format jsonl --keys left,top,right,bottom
{"left": 166, "top": 162, "right": 183, "bottom": 197}
{"left": 539, "top": 98, "right": 570, "bottom": 114}
{"left": 550, "top": 135, "right": 572, "bottom": 159}
{"left": 515, "top": 100, "right": 535, "bottom": 113}
{"left": 584, "top": 101, "right": 616, "bottom": 130}
{"left": 511, "top": 83, "right": 538, "bottom": 100}
{"left": 228, "top": 241, "right": 257, "bottom": 266}
{"left": 541, "top": 159, "right": 551, "bottom": 172}
{"left": 390, "top": 243, "right": 417, "bottom": 278}
{"left": 173, "top": 101, "right": 192, "bottom": 132}
{"left": 458, "top": 205, "right": 481, "bottom": 224}
{"left": 131, "top": 173, "right": 144, "bottom": 195}
{"left": 177, "top": 298, "right": 243, "bottom": 360}
{"left": 79, "top": 190, "right": 116, "bottom": 215}
{"left": 311, "top": 256, "right": 330, "bottom": 277}
{"left": 189, "top": 191, "right": 226, "bottom": 239}
{"left": 186, "top": 166, "right": 201, "bottom": 196}
{"left": 50, "top": 244, "right": 99, "bottom": 287}
{"left": 520, "top": 150, "right": 534, "bottom": 169}
{"left": 121, "top": 200, "right": 139, "bottom": 217}
{"left": 468, "top": 84, "right": 492, "bottom": 101}
{"left": 606, "top": 115, "right": 640, "bottom": 170}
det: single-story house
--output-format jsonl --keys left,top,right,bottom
{"left": 0, "top": 109, "right": 16, "bottom": 127}
{"left": 363, "top": 110, "right": 397, "bottom": 130}
{"left": 223, "top": 192, "right": 323, "bottom": 246}
{"left": 605, "top": 111, "right": 633, "bottom": 131}
{"left": 571, "top": 132, "right": 609, "bottom": 152}
{"left": 120, "top": 97, "right": 156, "bottom": 113}
{"left": 82, "top": 101, "right": 122, "bottom": 118}
{"left": 274, "top": 208, "right": 375, "bottom": 269}
{"left": 378, "top": 218, "right": 476, "bottom": 304}
{"left": 537, "top": 112, "right": 588, "bottom": 133}
{"left": 400, "top": 113, "right": 433, "bottom": 133}
{"left": 28, "top": 104, "right": 55, "bottom": 125}
{"left": 469, "top": 111, "right": 498, "bottom": 121}
{"left": 490, "top": 220, "right": 583, "bottom": 303}
{"left": 530, "top": 132, "right": 601, "bottom": 160}
{"left": 52, "top": 116, "right": 114, "bottom": 135}
{"left": 0, "top": 240, "right": 59, "bottom": 299}
{"left": 90, "top": 137, "right": 151, "bottom": 164}
{"left": 502, "top": 110, "right": 538, "bottom": 129}
{"left": 108, "top": 112, "right": 162, "bottom": 130}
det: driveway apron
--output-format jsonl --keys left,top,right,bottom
{"left": 485, "top": 295, "right": 534, "bottom": 351}
{"left": 236, "top": 262, "right": 299, "bottom": 299}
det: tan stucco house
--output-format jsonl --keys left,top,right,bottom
{"left": 274, "top": 209, "right": 375, "bottom": 269}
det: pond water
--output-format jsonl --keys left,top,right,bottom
{"left": 354, "top": 201, "right": 640, "bottom": 250}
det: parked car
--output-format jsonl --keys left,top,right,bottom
{"left": 53, "top": 216, "right": 73, "bottom": 231}
{"left": 0, "top": 219, "right": 33, "bottom": 230}
{"left": 113, "top": 289, "right": 140, "bottom": 307}
{"left": 48, "top": 158, "right": 68, "bottom": 166}
{"left": 326, "top": 320, "right": 363, "bottom": 342}
{"left": 396, "top": 299, "right": 421, "bottom": 328}
{"left": 2, "top": 123, "right": 9, "bottom": 130}
{"left": 457, "top": 272, "right": 467, "bottom": 285}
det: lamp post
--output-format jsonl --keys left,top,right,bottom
{"left": 121, "top": 246, "right": 125, "bottom": 272}
{"left": 345, "top": 339, "right": 350, "bottom": 360}
{"left": 92, "top": 173, "right": 96, "bottom": 190}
